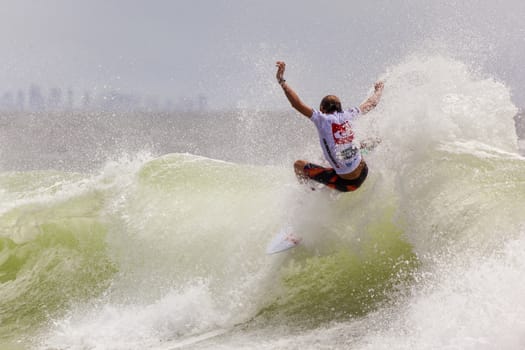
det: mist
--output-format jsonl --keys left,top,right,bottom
{"left": 0, "top": 0, "right": 524, "bottom": 109}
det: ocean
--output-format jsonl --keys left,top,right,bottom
{"left": 2, "top": 54, "right": 525, "bottom": 350}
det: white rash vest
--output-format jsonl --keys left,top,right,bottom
{"left": 310, "top": 107, "right": 362, "bottom": 175}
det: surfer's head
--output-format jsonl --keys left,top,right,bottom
{"left": 320, "top": 95, "right": 342, "bottom": 114}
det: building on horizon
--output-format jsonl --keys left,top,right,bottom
{"left": 28, "top": 84, "right": 45, "bottom": 111}
{"left": 0, "top": 84, "right": 211, "bottom": 113}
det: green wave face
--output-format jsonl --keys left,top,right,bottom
{"left": 0, "top": 173, "right": 117, "bottom": 345}
{"left": 257, "top": 218, "right": 417, "bottom": 327}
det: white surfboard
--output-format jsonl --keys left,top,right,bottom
{"left": 266, "top": 228, "right": 302, "bottom": 254}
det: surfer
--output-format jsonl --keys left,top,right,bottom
{"left": 275, "top": 61, "right": 384, "bottom": 192}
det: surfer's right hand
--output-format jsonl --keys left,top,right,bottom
{"left": 276, "top": 61, "right": 286, "bottom": 83}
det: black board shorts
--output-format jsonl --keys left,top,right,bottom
{"left": 303, "top": 162, "right": 368, "bottom": 192}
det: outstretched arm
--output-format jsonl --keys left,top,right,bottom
{"left": 359, "top": 81, "right": 384, "bottom": 114}
{"left": 276, "top": 61, "right": 313, "bottom": 118}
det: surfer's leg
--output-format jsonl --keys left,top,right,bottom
{"left": 298, "top": 162, "right": 368, "bottom": 192}
{"left": 296, "top": 161, "right": 338, "bottom": 189}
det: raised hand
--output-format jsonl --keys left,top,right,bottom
{"left": 276, "top": 61, "right": 286, "bottom": 83}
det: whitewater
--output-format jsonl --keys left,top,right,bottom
{"left": 1, "top": 54, "right": 525, "bottom": 350}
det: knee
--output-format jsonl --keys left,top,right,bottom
{"left": 294, "top": 160, "right": 307, "bottom": 173}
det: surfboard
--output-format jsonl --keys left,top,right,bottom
{"left": 165, "top": 329, "right": 228, "bottom": 349}
{"left": 266, "top": 228, "right": 302, "bottom": 254}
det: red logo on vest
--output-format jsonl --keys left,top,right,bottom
{"left": 331, "top": 121, "right": 354, "bottom": 144}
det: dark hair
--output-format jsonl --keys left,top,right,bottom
{"left": 320, "top": 95, "right": 342, "bottom": 113}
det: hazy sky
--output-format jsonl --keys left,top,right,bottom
{"left": 1, "top": 0, "right": 525, "bottom": 109}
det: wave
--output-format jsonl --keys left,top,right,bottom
{"left": 1, "top": 54, "right": 525, "bottom": 350}
{"left": 0, "top": 152, "right": 416, "bottom": 349}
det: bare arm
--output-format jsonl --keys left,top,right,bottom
{"left": 359, "top": 81, "right": 384, "bottom": 114}
{"left": 276, "top": 61, "right": 313, "bottom": 118}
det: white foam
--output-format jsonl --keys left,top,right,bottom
{"left": 354, "top": 229, "right": 525, "bottom": 350}
{"left": 38, "top": 282, "right": 229, "bottom": 350}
